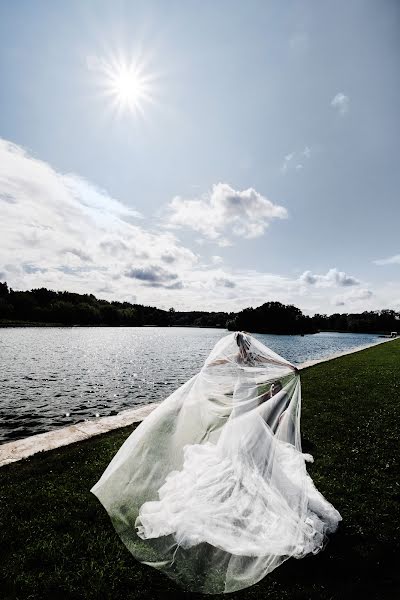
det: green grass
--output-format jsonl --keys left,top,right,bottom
{"left": 1, "top": 340, "right": 400, "bottom": 599}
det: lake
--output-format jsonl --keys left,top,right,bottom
{"left": 0, "top": 327, "right": 382, "bottom": 444}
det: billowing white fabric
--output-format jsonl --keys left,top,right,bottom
{"left": 91, "top": 332, "right": 341, "bottom": 593}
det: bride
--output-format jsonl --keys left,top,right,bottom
{"left": 91, "top": 332, "right": 341, "bottom": 593}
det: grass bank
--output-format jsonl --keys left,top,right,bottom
{"left": 1, "top": 340, "right": 399, "bottom": 599}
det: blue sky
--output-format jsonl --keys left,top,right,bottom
{"left": 0, "top": 0, "right": 399, "bottom": 313}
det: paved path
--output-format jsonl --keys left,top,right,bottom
{"left": 0, "top": 403, "right": 160, "bottom": 467}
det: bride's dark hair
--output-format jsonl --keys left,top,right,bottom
{"left": 235, "top": 332, "right": 250, "bottom": 348}
{"left": 235, "top": 332, "right": 252, "bottom": 360}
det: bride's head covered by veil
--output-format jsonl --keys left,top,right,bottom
{"left": 205, "top": 330, "right": 298, "bottom": 375}
{"left": 235, "top": 331, "right": 252, "bottom": 363}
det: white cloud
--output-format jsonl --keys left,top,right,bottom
{"left": 214, "top": 277, "right": 236, "bottom": 289}
{"left": 373, "top": 254, "right": 400, "bottom": 266}
{"left": 125, "top": 265, "right": 179, "bottom": 288}
{"left": 166, "top": 183, "right": 287, "bottom": 242}
{"left": 295, "top": 164, "right": 303, "bottom": 170}
{"left": 303, "top": 146, "right": 311, "bottom": 159}
{"left": 334, "top": 288, "right": 373, "bottom": 306}
{"left": 331, "top": 92, "right": 350, "bottom": 115}
{"left": 299, "top": 268, "right": 360, "bottom": 287}
{"left": 0, "top": 138, "right": 197, "bottom": 303}
{"left": 299, "top": 271, "right": 318, "bottom": 285}
{"left": 1, "top": 137, "right": 397, "bottom": 315}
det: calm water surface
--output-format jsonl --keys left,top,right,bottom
{"left": 0, "top": 327, "right": 382, "bottom": 443}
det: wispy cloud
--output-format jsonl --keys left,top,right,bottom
{"left": 281, "top": 153, "right": 293, "bottom": 173}
{"left": 165, "top": 183, "right": 287, "bottom": 243}
{"left": 373, "top": 254, "right": 400, "bottom": 266}
{"left": 334, "top": 288, "right": 373, "bottom": 306}
{"left": 281, "top": 147, "right": 311, "bottom": 174}
{"left": 331, "top": 92, "right": 350, "bottom": 115}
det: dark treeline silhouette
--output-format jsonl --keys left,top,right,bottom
{"left": 0, "top": 281, "right": 230, "bottom": 328}
{"left": 312, "top": 310, "right": 399, "bottom": 334}
{"left": 0, "top": 281, "right": 398, "bottom": 334}
{"left": 228, "top": 302, "right": 399, "bottom": 335}
{"left": 227, "top": 302, "right": 317, "bottom": 334}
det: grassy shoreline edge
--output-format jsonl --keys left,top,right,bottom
{"left": 1, "top": 339, "right": 399, "bottom": 599}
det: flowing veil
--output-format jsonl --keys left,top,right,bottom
{"left": 91, "top": 332, "right": 341, "bottom": 593}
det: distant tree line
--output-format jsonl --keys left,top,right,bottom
{"left": 0, "top": 281, "right": 398, "bottom": 334}
{"left": 0, "top": 281, "right": 230, "bottom": 328}
{"left": 227, "top": 302, "right": 317, "bottom": 334}
{"left": 311, "top": 310, "right": 399, "bottom": 334}
{"left": 227, "top": 302, "right": 399, "bottom": 335}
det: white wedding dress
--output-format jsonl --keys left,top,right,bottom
{"left": 91, "top": 332, "right": 341, "bottom": 593}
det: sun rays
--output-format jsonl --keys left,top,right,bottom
{"left": 89, "top": 52, "right": 158, "bottom": 119}
{"left": 104, "top": 60, "right": 153, "bottom": 116}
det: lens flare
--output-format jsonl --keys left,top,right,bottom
{"left": 108, "top": 63, "right": 150, "bottom": 113}
{"left": 91, "top": 53, "right": 157, "bottom": 118}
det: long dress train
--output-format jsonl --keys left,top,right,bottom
{"left": 91, "top": 332, "right": 341, "bottom": 593}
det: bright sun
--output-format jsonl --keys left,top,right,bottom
{"left": 109, "top": 65, "right": 149, "bottom": 112}
{"left": 96, "top": 56, "right": 155, "bottom": 117}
